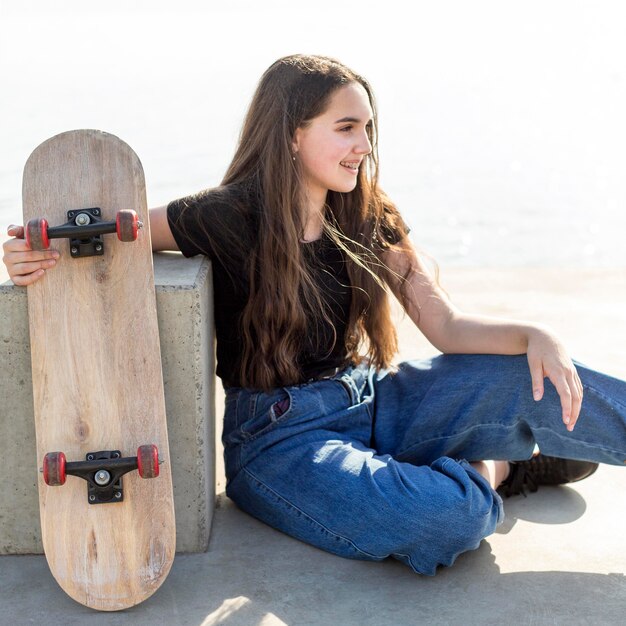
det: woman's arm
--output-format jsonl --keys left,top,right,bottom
{"left": 381, "top": 236, "right": 583, "bottom": 430}
{"left": 149, "top": 205, "right": 179, "bottom": 252}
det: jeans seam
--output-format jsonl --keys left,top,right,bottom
{"left": 241, "top": 467, "right": 387, "bottom": 561}
{"left": 398, "top": 418, "right": 626, "bottom": 460}
{"left": 395, "top": 421, "right": 526, "bottom": 459}
{"left": 233, "top": 392, "right": 241, "bottom": 428}
{"left": 532, "top": 426, "right": 626, "bottom": 457}
{"left": 391, "top": 551, "right": 421, "bottom": 573}
{"left": 584, "top": 382, "right": 626, "bottom": 411}
{"left": 338, "top": 377, "right": 355, "bottom": 405}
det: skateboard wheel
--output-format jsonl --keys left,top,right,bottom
{"left": 137, "top": 444, "right": 159, "bottom": 479}
{"left": 25, "top": 218, "right": 50, "bottom": 251}
{"left": 116, "top": 210, "right": 139, "bottom": 242}
{"left": 43, "top": 452, "right": 66, "bottom": 486}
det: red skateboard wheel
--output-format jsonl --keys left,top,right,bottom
{"left": 137, "top": 444, "right": 159, "bottom": 479}
{"left": 43, "top": 452, "right": 66, "bottom": 486}
{"left": 116, "top": 210, "right": 139, "bottom": 242}
{"left": 25, "top": 218, "right": 50, "bottom": 250}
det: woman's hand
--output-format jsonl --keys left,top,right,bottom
{"left": 525, "top": 325, "right": 583, "bottom": 432}
{"left": 2, "top": 224, "right": 59, "bottom": 286}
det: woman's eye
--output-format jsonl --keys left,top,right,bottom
{"left": 339, "top": 125, "right": 353, "bottom": 132}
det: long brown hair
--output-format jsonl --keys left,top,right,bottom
{"left": 217, "top": 54, "right": 411, "bottom": 389}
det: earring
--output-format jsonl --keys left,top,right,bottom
{"left": 292, "top": 154, "right": 296, "bottom": 161}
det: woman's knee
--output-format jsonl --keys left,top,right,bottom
{"left": 357, "top": 457, "right": 504, "bottom": 574}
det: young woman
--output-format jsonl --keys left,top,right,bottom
{"left": 4, "top": 55, "right": 625, "bottom": 575}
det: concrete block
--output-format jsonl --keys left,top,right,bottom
{"left": 0, "top": 252, "right": 215, "bottom": 554}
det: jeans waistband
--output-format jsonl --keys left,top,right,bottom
{"left": 224, "top": 365, "right": 345, "bottom": 390}
{"left": 306, "top": 365, "right": 345, "bottom": 383}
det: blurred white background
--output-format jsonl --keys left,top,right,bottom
{"left": 1, "top": 0, "right": 625, "bottom": 267}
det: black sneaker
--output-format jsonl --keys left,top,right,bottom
{"left": 497, "top": 454, "right": 599, "bottom": 498}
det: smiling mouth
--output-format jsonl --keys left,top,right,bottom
{"left": 340, "top": 161, "right": 360, "bottom": 171}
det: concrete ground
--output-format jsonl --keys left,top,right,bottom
{"left": 1, "top": 250, "right": 625, "bottom": 624}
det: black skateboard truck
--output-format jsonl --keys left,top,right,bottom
{"left": 41, "top": 445, "right": 161, "bottom": 504}
{"left": 25, "top": 208, "right": 142, "bottom": 258}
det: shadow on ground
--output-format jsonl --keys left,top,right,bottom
{"left": 496, "top": 484, "right": 588, "bottom": 534}
{"left": 2, "top": 492, "right": 624, "bottom": 626}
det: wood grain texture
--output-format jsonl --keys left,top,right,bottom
{"left": 23, "top": 130, "right": 175, "bottom": 611}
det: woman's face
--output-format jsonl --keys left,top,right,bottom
{"left": 292, "top": 82, "right": 373, "bottom": 209}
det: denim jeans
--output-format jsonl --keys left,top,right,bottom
{"left": 222, "top": 354, "right": 626, "bottom": 575}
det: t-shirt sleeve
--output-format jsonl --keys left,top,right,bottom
{"left": 167, "top": 190, "right": 242, "bottom": 259}
{"left": 166, "top": 192, "right": 210, "bottom": 258}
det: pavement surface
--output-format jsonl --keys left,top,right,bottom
{"left": 1, "top": 252, "right": 625, "bottom": 625}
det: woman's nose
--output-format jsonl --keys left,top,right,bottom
{"left": 356, "top": 130, "right": 372, "bottom": 155}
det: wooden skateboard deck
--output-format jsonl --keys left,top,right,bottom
{"left": 22, "top": 130, "right": 176, "bottom": 611}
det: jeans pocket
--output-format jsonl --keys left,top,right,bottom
{"left": 271, "top": 397, "right": 291, "bottom": 419}
{"left": 240, "top": 389, "right": 293, "bottom": 440}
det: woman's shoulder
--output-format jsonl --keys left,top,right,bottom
{"left": 166, "top": 182, "right": 260, "bottom": 259}
{"left": 169, "top": 182, "right": 259, "bottom": 229}
{"left": 171, "top": 182, "right": 253, "bottom": 212}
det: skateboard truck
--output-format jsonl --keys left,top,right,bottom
{"left": 41, "top": 445, "right": 162, "bottom": 504}
{"left": 25, "top": 208, "right": 143, "bottom": 258}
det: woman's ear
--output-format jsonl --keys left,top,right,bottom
{"left": 291, "top": 127, "right": 301, "bottom": 155}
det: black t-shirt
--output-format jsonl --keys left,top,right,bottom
{"left": 166, "top": 184, "right": 407, "bottom": 387}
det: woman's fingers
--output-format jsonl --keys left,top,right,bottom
{"left": 527, "top": 348, "right": 583, "bottom": 432}
{"left": 551, "top": 373, "right": 574, "bottom": 429}
{"left": 567, "top": 367, "right": 584, "bottom": 429}
{"left": 7, "top": 224, "right": 25, "bottom": 239}
{"left": 528, "top": 358, "right": 545, "bottom": 402}
{"left": 2, "top": 226, "right": 59, "bottom": 285}
{"left": 10, "top": 267, "right": 47, "bottom": 286}
{"left": 546, "top": 366, "right": 583, "bottom": 431}
{"left": 13, "top": 257, "right": 58, "bottom": 275}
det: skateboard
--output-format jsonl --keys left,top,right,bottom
{"left": 22, "top": 130, "right": 176, "bottom": 611}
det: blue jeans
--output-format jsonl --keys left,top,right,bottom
{"left": 222, "top": 354, "right": 626, "bottom": 575}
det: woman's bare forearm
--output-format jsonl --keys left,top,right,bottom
{"left": 149, "top": 206, "right": 179, "bottom": 252}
